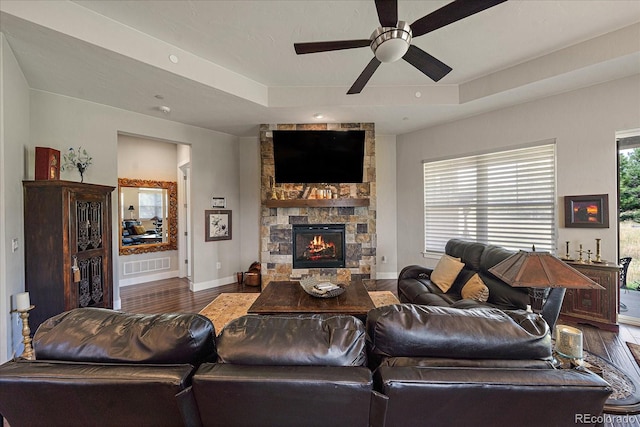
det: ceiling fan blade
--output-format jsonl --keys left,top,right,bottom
{"left": 402, "top": 45, "right": 452, "bottom": 82}
{"left": 375, "top": 0, "right": 398, "bottom": 27}
{"left": 294, "top": 39, "right": 371, "bottom": 54}
{"left": 347, "top": 57, "right": 382, "bottom": 94}
{"left": 411, "top": 0, "right": 508, "bottom": 37}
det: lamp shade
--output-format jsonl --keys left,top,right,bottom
{"left": 489, "top": 250, "right": 604, "bottom": 290}
{"left": 128, "top": 205, "right": 135, "bottom": 211}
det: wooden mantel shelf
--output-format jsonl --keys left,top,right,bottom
{"left": 264, "top": 198, "right": 370, "bottom": 208}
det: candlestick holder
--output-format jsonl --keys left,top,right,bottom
{"left": 576, "top": 245, "right": 585, "bottom": 263}
{"left": 595, "top": 238, "right": 603, "bottom": 263}
{"left": 562, "top": 241, "right": 573, "bottom": 260}
{"left": 11, "top": 305, "right": 35, "bottom": 360}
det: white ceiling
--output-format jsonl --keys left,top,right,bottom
{"left": 1, "top": 0, "right": 639, "bottom": 137}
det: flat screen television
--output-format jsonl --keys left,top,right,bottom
{"left": 272, "top": 130, "right": 365, "bottom": 183}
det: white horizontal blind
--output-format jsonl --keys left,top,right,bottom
{"left": 424, "top": 143, "right": 556, "bottom": 254}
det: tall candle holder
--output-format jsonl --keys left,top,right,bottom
{"left": 11, "top": 306, "right": 35, "bottom": 360}
{"left": 562, "top": 241, "right": 573, "bottom": 260}
{"left": 595, "top": 238, "right": 602, "bottom": 263}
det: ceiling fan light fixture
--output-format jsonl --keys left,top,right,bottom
{"left": 370, "top": 21, "right": 412, "bottom": 63}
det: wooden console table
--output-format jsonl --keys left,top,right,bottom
{"left": 559, "top": 261, "right": 621, "bottom": 332}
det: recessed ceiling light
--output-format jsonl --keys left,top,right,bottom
{"left": 159, "top": 106, "right": 171, "bottom": 114}
{"left": 415, "top": 91, "right": 422, "bottom": 98}
{"left": 169, "top": 54, "right": 179, "bottom": 64}
{"left": 154, "top": 94, "right": 164, "bottom": 100}
{"left": 313, "top": 113, "right": 324, "bottom": 119}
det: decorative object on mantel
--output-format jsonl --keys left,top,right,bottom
{"left": 61, "top": 146, "right": 92, "bottom": 183}
{"left": 11, "top": 292, "right": 35, "bottom": 360}
{"left": 564, "top": 194, "right": 610, "bottom": 228}
{"left": 300, "top": 276, "right": 345, "bottom": 298}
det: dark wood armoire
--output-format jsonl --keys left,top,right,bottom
{"left": 23, "top": 180, "right": 115, "bottom": 331}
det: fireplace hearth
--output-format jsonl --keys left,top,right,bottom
{"left": 292, "top": 224, "right": 345, "bottom": 269}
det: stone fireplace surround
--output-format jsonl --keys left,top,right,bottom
{"left": 260, "top": 123, "right": 376, "bottom": 286}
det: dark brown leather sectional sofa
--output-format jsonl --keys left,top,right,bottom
{"left": 0, "top": 302, "right": 611, "bottom": 427}
{"left": 398, "top": 238, "right": 567, "bottom": 330}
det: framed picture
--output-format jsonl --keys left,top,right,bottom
{"left": 205, "top": 210, "right": 232, "bottom": 241}
{"left": 564, "top": 194, "right": 609, "bottom": 228}
{"left": 212, "top": 197, "right": 226, "bottom": 208}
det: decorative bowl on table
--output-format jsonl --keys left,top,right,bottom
{"left": 299, "top": 276, "right": 345, "bottom": 298}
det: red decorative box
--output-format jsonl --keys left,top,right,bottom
{"left": 35, "top": 147, "right": 60, "bottom": 180}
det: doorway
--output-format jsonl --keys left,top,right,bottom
{"left": 618, "top": 129, "right": 640, "bottom": 324}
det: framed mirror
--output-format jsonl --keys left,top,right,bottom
{"left": 118, "top": 178, "right": 178, "bottom": 255}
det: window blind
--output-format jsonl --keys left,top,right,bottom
{"left": 423, "top": 142, "right": 556, "bottom": 254}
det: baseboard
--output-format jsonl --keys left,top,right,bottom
{"left": 119, "top": 270, "right": 180, "bottom": 287}
{"left": 375, "top": 272, "right": 398, "bottom": 280}
{"left": 190, "top": 275, "right": 235, "bottom": 292}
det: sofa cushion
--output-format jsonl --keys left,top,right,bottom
{"left": 445, "top": 239, "right": 485, "bottom": 271}
{"left": 366, "top": 304, "right": 551, "bottom": 361}
{"left": 133, "top": 225, "right": 146, "bottom": 235}
{"left": 216, "top": 314, "right": 367, "bottom": 366}
{"left": 431, "top": 255, "right": 465, "bottom": 293}
{"left": 461, "top": 274, "right": 489, "bottom": 302}
{"left": 34, "top": 308, "right": 217, "bottom": 365}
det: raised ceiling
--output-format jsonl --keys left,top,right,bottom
{"left": 1, "top": 0, "right": 639, "bottom": 136}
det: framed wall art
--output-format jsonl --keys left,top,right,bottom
{"left": 212, "top": 197, "right": 226, "bottom": 208}
{"left": 564, "top": 194, "right": 609, "bottom": 228}
{"left": 205, "top": 210, "right": 232, "bottom": 241}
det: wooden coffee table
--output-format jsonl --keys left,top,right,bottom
{"left": 248, "top": 280, "right": 375, "bottom": 316}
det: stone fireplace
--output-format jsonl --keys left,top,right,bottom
{"left": 260, "top": 123, "right": 376, "bottom": 286}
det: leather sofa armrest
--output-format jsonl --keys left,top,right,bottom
{"left": 398, "top": 265, "right": 433, "bottom": 281}
{"left": 375, "top": 366, "right": 611, "bottom": 427}
{"left": 0, "top": 359, "right": 197, "bottom": 427}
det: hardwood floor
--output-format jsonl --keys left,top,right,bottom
{"left": 121, "top": 277, "right": 640, "bottom": 426}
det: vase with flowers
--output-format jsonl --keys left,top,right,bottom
{"left": 61, "top": 147, "right": 92, "bottom": 183}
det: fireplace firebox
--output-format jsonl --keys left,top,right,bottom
{"left": 292, "top": 224, "right": 346, "bottom": 269}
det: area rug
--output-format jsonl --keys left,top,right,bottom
{"left": 627, "top": 342, "right": 640, "bottom": 368}
{"left": 199, "top": 291, "right": 400, "bottom": 334}
{"left": 583, "top": 350, "right": 640, "bottom": 410}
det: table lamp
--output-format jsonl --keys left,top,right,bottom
{"left": 488, "top": 250, "right": 604, "bottom": 313}
{"left": 128, "top": 205, "right": 135, "bottom": 219}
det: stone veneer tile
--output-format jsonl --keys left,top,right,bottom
{"left": 260, "top": 122, "right": 376, "bottom": 286}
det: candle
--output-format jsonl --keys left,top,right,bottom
{"left": 15, "top": 292, "right": 30, "bottom": 311}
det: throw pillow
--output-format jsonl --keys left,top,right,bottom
{"left": 461, "top": 273, "right": 490, "bottom": 302}
{"left": 133, "top": 225, "right": 146, "bottom": 235}
{"left": 431, "top": 254, "right": 465, "bottom": 293}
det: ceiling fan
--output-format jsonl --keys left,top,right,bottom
{"left": 294, "top": 0, "right": 508, "bottom": 94}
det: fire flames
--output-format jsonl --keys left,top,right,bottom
{"left": 304, "top": 235, "right": 336, "bottom": 260}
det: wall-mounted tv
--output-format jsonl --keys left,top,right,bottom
{"left": 272, "top": 130, "right": 365, "bottom": 183}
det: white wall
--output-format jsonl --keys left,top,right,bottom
{"left": 397, "top": 75, "right": 640, "bottom": 269}
{"left": 375, "top": 134, "right": 398, "bottom": 279}
{"left": 238, "top": 136, "right": 261, "bottom": 270}
{"left": 117, "top": 134, "right": 180, "bottom": 286}
{"left": 0, "top": 34, "right": 30, "bottom": 362}
{"left": 27, "top": 90, "right": 242, "bottom": 307}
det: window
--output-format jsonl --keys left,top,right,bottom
{"left": 423, "top": 142, "right": 556, "bottom": 254}
{"left": 138, "top": 188, "right": 164, "bottom": 220}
